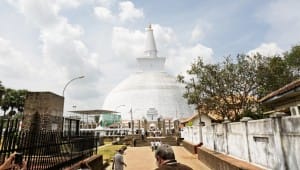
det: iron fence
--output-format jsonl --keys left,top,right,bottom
{"left": 0, "top": 118, "right": 98, "bottom": 170}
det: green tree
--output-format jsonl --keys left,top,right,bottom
{"left": 178, "top": 55, "right": 261, "bottom": 121}
{"left": 256, "top": 56, "right": 295, "bottom": 98}
{"left": 0, "top": 81, "right": 4, "bottom": 108}
{"left": 15, "top": 89, "right": 27, "bottom": 113}
{"left": 179, "top": 45, "right": 300, "bottom": 122}
{"left": 1, "top": 88, "right": 27, "bottom": 117}
{"left": 284, "top": 45, "right": 300, "bottom": 77}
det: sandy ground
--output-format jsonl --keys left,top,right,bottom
{"left": 107, "top": 146, "right": 210, "bottom": 170}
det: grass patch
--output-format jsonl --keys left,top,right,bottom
{"left": 97, "top": 144, "right": 125, "bottom": 162}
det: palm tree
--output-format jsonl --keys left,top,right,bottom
{"left": 1, "top": 88, "right": 27, "bottom": 117}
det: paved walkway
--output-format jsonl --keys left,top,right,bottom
{"left": 108, "top": 146, "right": 210, "bottom": 170}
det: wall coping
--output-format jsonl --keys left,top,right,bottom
{"left": 198, "top": 147, "right": 266, "bottom": 170}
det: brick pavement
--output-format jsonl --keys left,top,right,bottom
{"left": 108, "top": 146, "right": 211, "bottom": 170}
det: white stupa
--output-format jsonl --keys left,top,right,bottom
{"left": 103, "top": 25, "right": 193, "bottom": 121}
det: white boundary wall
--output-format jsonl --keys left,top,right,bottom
{"left": 181, "top": 115, "right": 300, "bottom": 170}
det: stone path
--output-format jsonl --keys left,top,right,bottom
{"left": 108, "top": 146, "right": 211, "bottom": 170}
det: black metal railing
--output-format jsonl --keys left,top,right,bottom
{"left": 0, "top": 118, "right": 98, "bottom": 170}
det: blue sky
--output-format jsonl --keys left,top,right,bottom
{"left": 0, "top": 0, "right": 299, "bottom": 114}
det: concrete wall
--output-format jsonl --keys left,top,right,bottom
{"left": 180, "top": 114, "right": 212, "bottom": 145}
{"left": 181, "top": 126, "right": 201, "bottom": 144}
{"left": 182, "top": 115, "right": 300, "bottom": 170}
{"left": 23, "top": 91, "right": 64, "bottom": 131}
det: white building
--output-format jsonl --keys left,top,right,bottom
{"left": 103, "top": 25, "right": 193, "bottom": 123}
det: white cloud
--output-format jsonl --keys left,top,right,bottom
{"left": 258, "top": 0, "right": 300, "bottom": 48}
{"left": 190, "top": 21, "right": 211, "bottom": 43}
{"left": 191, "top": 26, "right": 204, "bottom": 43}
{"left": 5, "top": 0, "right": 104, "bottom": 112}
{"left": 94, "top": 1, "right": 143, "bottom": 23}
{"left": 94, "top": 6, "right": 115, "bottom": 22}
{"left": 0, "top": 37, "right": 32, "bottom": 79}
{"left": 247, "top": 43, "right": 283, "bottom": 57}
{"left": 166, "top": 44, "right": 214, "bottom": 75}
{"left": 56, "top": 0, "right": 83, "bottom": 9}
{"left": 17, "top": 0, "right": 60, "bottom": 28}
{"left": 96, "top": 0, "right": 117, "bottom": 8}
{"left": 150, "top": 24, "right": 177, "bottom": 51}
{"left": 118, "top": 1, "right": 144, "bottom": 22}
{"left": 111, "top": 24, "right": 213, "bottom": 76}
{"left": 112, "top": 26, "right": 145, "bottom": 61}
{"left": 0, "top": 37, "right": 67, "bottom": 92}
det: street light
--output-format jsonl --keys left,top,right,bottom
{"left": 62, "top": 76, "right": 85, "bottom": 97}
{"left": 62, "top": 76, "right": 84, "bottom": 117}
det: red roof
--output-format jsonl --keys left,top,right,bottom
{"left": 259, "top": 79, "right": 300, "bottom": 103}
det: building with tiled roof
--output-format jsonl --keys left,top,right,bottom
{"left": 259, "top": 79, "right": 300, "bottom": 116}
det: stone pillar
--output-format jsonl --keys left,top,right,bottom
{"left": 162, "top": 119, "right": 166, "bottom": 135}
{"left": 131, "top": 120, "right": 134, "bottom": 135}
{"left": 138, "top": 120, "right": 141, "bottom": 132}
{"left": 270, "top": 112, "right": 287, "bottom": 170}
{"left": 240, "top": 117, "right": 252, "bottom": 162}
{"left": 144, "top": 119, "right": 148, "bottom": 131}
{"left": 168, "top": 119, "right": 171, "bottom": 135}
{"left": 174, "top": 120, "right": 179, "bottom": 135}
{"left": 157, "top": 118, "right": 161, "bottom": 130}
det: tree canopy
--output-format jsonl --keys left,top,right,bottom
{"left": 0, "top": 82, "right": 27, "bottom": 118}
{"left": 178, "top": 45, "right": 300, "bottom": 121}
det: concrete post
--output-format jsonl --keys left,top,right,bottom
{"left": 162, "top": 119, "right": 166, "bottom": 135}
{"left": 132, "top": 120, "right": 134, "bottom": 135}
{"left": 240, "top": 117, "right": 252, "bottom": 162}
{"left": 143, "top": 119, "right": 147, "bottom": 131}
{"left": 138, "top": 120, "right": 141, "bottom": 132}
{"left": 212, "top": 123, "right": 217, "bottom": 150}
{"left": 270, "top": 112, "right": 287, "bottom": 170}
{"left": 168, "top": 119, "right": 171, "bottom": 135}
{"left": 222, "top": 118, "right": 231, "bottom": 154}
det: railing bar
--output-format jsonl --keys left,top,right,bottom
{"left": 35, "top": 131, "right": 42, "bottom": 170}
{"left": 41, "top": 131, "right": 47, "bottom": 169}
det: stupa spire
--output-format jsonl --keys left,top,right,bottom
{"left": 144, "top": 24, "right": 158, "bottom": 58}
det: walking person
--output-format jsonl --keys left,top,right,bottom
{"left": 112, "top": 149, "right": 127, "bottom": 170}
{"left": 155, "top": 140, "right": 160, "bottom": 150}
{"left": 151, "top": 140, "right": 155, "bottom": 151}
{"left": 154, "top": 144, "right": 192, "bottom": 170}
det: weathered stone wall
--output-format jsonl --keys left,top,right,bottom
{"left": 23, "top": 91, "right": 64, "bottom": 131}
{"left": 182, "top": 116, "right": 300, "bottom": 170}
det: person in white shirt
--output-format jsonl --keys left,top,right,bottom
{"left": 151, "top": 141, "right": 155, "bottom": 151}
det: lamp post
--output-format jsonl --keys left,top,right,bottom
{"left": 62, "top": 76, "right": 85, "bottom": 97}
{"left": 62, "top": 76, "right": 84, "bottom": 117}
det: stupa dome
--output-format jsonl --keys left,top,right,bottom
{"left": 103, "top": 25, "right": 193, "bottom": 120}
